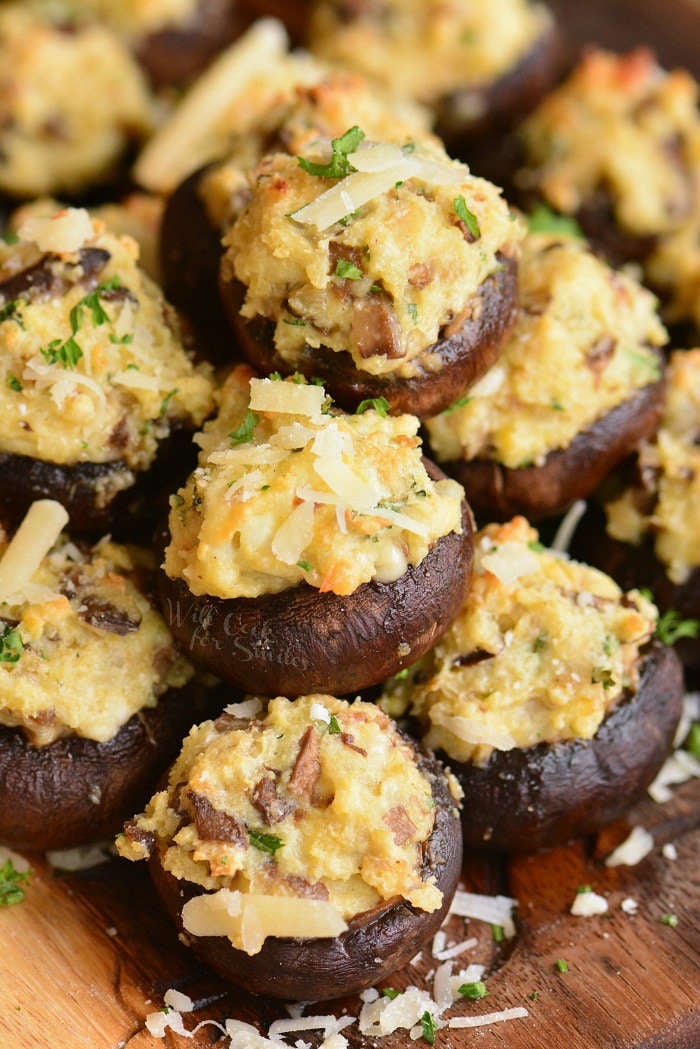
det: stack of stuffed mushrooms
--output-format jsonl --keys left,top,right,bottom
{"left": 0, "top": 0, "right": 696, "bottom": 1007}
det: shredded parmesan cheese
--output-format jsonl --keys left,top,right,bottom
{"left": 18, "top": 207, "right": 94, "bottom": 254}
{"left": 570, "top": 889, "right": 609, "bottom": 916}
{"left": 223, "top": 699, "right": 263, "bottom": 720}
{"left": 551, "top": 500, "right": 588, "bottom": 554}
{"left": 0, "top": 500, "right": 68, "bottom": 603}
{"left": 449, "top": 891, "right": 517, "bottom": 938}
{"left": 448, "top": 1007, "right": 529, "bottom": 1029}
{"left": 605, "top": 826, "right": 654, "bottom": 867}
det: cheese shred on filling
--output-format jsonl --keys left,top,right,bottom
{"left": 0, "top": 209, "right": 214, "bottom": 470}
{"left": 381, "top": 517, "right": 657, "bottom": 764}
{"left": 425, "top": 233, "right": 666, "bottom": 468}
{"left": 164, "top": 368, "right": 464, "bottom": 599}
{"left": 117, "top": 695, "right": 444, "bottom": 953}
{"left": 222, "top": 139, "right": 523, "bottom": 378}
{"left": 605, "top": 349, "right": 700, "bottom": 585}
{"left": 0, "top": 515, "right": 193, "bottom": 746}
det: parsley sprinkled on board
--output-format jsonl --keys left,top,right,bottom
{"left": 660, "top": 913, "right": 678, "bottom": 927}
{"left": 420, "top": 1011, "right": 436, "bottom": 1045}
{"left": 229, "top": 410, "right": 259, "bottom": 446}
{"left": 0, "top": 859, "right": 30, "bottom": 906}
{"left": 382, "top": 988, "right": 401, "bottom": 1000}
{"left": 298, "top": 126, "right": 365, "bottom": 179}
{"left": 555, "top": 959, "right": 569, "bottom": 973}
{"left": 248, "top": 829, "right": 284, "bottom": 855}
{"left": 687, "top": 723, "right": 700, "bottom": 760}
{"left": 458, "top": 981, "right": 488, "bottom": 1000}
{"left": 491, "top": 924, "right": 504, "bottom": 943}
{"left": 454, "top": 196, "right": 480, "bottom": 240}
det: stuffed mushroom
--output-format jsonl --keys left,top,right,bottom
{"left": 0, "top": 206, "right": 214, "bottom": 533}
{"left": 381, "top": 516, "right": 684, "bottom": 851}
{"left": 308, "top": 0, "right": 562, "bottom": 151}
{"left": 116, "top": 693, "right": 463, "bottom": 1000}
{"left": 516, "top": 48, "right": 700, "bottom": 268}
{"left": 0, "top": 3, "right": 154, "bottom": 200}
{"left": 424, "top": 230, "right": 667, "bottom": 522}
{"left": 219, "top": 134, "right": 523, "bottom": 417}
{"left": 0, "top": 499, "right": 207, "bottom": 851}
{"left": 159, "top": 368, "right": 472, "bottom": 695}
{"left": 577, "top": 349, "right": 700, "bottom": 669}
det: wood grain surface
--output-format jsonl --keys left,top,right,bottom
{"left": 1, "top": 777, "right": 698, "bottom": 1049}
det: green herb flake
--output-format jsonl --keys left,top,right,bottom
{"left": 0, "top": 859, "right": 30, "bottom": 906}
{"left": 41, "top": 335, "right": 83, "bottom": 369}
{"left": 454, "top": 196, "right": 481, "bottom": 240}
{"left": 328, "top": 714, "right": 341, "bottom": 735}
{"left": 458, "top": 981, "right": 488, "bottom": 1001}
{"left": 6, "top": 375, "right": 22, "bottom": 392}
{"left": 527, "top": 204, "right": 584, "bottom": 240}
{"left": 555, "top": 959, "right": 569, "bottom": 973}
{"left": 392, "top": 667, "right": 410, "bottom": 681}
{"left": 533, "top": 634, "right": 547, "bottom": 653}
{"left": 406, "top": 303, "right": 418, "bottom": 323}
{"left": 420, "top": 1011, "right": 436, "bottom": 1045}
{"left": 109, "top": 333, "right": 134, "bottom": 344}
{"left": 297, "top": 125, "right": 365, "bottom": 179}
{"left": 283, "top": 317, "right": 307, "bottom": 326}
{"left": 0, "top": 300, "right": 23, "bottom": 327}
{"left": 159, "top": 388, "right": 179, "bottom": 417}
{"left": 1, "top": 230, "right": 19, "bottom": 245}
{"left": 529, "top": 991, "right": 539, "bottom": 1001}
{"left": 625, "top": 348, "right": 661, "bottom": 380}
{"left": 335, "top": 259, "right": 363, "bottom": 280}
{"left": 441, "top": 394, "right": 472, "bottom": 415}
{"left": 660, "top": 913, "right": 678, "bottom": 927}
{"left": 248, "top": 829, "right": 284, "bottom": 855}
{"left": 297, "top": 560, "right": 313, "bottom": 572}
{"left": 577, "top": 884, "right": 592, "bottom": 894}
{"left": 491, "top": 924, "right": 504, "bottom": 943}
{"left": 551, "top": 399, "right": 565, "bottom": 411}
{"left": 0, "top": 625, "right": 23, "bottom": 664}
{"left": 687, "top": 722, "right": 700, "bottom": 760}
{"left": 656, "top": 609, "right": 699, "bottom": 646}
{"left": 229, "top": 409, "right": 259, "bottom": 446}
{"left": 356, "top": 396, "right": 390, "bottom": 417}
{"left": 592, "top": 666, "right": 616, "bottom": 690}
{"left": 528, "top": 540, "right": 545, "bottom": 553}
{"left": 382, "top": 988, "right": 401, "bottom": 1000}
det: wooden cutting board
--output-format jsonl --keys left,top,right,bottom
{"left": 1, "top": 776, "right": 698, "bottom": 1049}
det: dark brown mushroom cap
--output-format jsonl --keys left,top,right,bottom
{"left": 0, "top": 680, "right": 216, "bottom": 852}
{"left": 444, "top": 640, "right": 684, "bottom": 853}
{"left": 218, "top": 256, "right": 519, "bottom": 419}
{"left": 135, "top": 0, "right": 241, "bottom": 89}
{"left": 159, "top": 164, "right": 236, "bottom": 364}
{"left": 148, "top": 745, "right": 462, "bottom": 1000}
{"left": 572, "top": 504, "right": 700, "bottom": 670}
{"left": 158, "top": 476, "right": 474, "bottom": 696}
{"left": 434, "top": 361, "right": 665, "bottom": 523}
{"left": 436, "top": 20, "right": 565, "bottom": 150}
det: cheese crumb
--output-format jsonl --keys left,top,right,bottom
{"left": 570, "top": 890, "right": 609, "bottom": 916}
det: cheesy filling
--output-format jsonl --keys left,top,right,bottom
{"left": 309, "top": 0, "right": 551, "bottom": 104}
{"left": 646, "top": 199, "right": 700, "bottom": 328}
{"left": 0, "top": 209, "right": 214, "bottom": 470}
{"left": 198, "top": 70, "right": 436, "bottom": 233}
{"left": 0, "top": 4, "right": 153, "bottom": 197}
{"left": 164, "top": 368, "right": 464, "bottom": 599}
{"left": 35, "top": 0, "right": 200, "bottom": 36}
{"left": 605, "top": 349, "right": 700, "bottom": 585}
{"left": 117, "top": 694, "right": 443, "bottom": 954}
{"left": 0, "top": 527, "right": 193, "bottom": 746}
{"left": 425, "top": 233, "right": 666, "bottom": 468}
{"left": 223, "top": 141, "right": 522, "bottom": 378}
{"left": 381, "top": 517, "right": 657, "bottom": 764}
{"left": 519, "top": 48, "right": 700, "bottom": 237}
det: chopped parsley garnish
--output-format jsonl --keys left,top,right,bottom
{"left": 382, "top": 988, "right": 401, "bottom": 1000}
{"left": 0, "top": 300, "right": 23, "bottom": 327}
{"left": 529, "top": 991, "right": 539, "bottom": 1001}
{"left": 453, "top": 196, "right": 481, "bottom": 240}
{"left": 159, "top": 388, "right": 179, "bottom": 417}
{"left": 41, "top": 335, "right": 83, "bottom": 369}
{"left": 687, "top": 723, "right": 700, "bottom": 760}
{"left": 533, "top": 634, "right": 547, "bottom": 653}
{"left": 392, "top": 667, "right": 410, "bottom": 681}
{"left": 625, "top": 348, "right": 661, "bottom": 379}
{"left": 660, "top": 913, "right": 678, "bottom": 927}
{"left": 109, "top": 333, "right": 134, "bottom": 344}
{"left": 356, "top": 396, "right": 390, "bottom": 417}
{"left": 491, "top": 924, "right": 504, "bottom": 943}
{"left": 297, "top": 560, "right": 313, "bottom": 572}
{"left": 551, "top": 399, "right": 565, "bottom": 411}
{"left": 229, "top": 409, "right": 259, "bottom": 446}
{"left": 441, "top": 394, "right": 472, "bottom": 414}
{"left": 577, "top": 884, "right": 592, "bottom": 894}
{"left": 528, "top": 540, "right": 545, "bottom": 553}
{"left": 555, "top": 959, "right": 569, "bottom": 973}
{"left": 328, "top": 714, "right": 341, "bottom": 735}
{"left": 248, "top": 829, "right": 284, "bottom": 855}
{"left": 527, "top": 204, "right": 584, "bottom": 240}
{"left": 419, "top": 1011, "right": 436, "bottom": 1045}
{"left": 1, "top": 230, "right": 19, "bottom": 245}
{"left": 6, "top": 375, "right": 22, "bottom": 392}
{"left": 602, "top": 634, "right": 618, "bottom": 657}
{"left": 0, "top": 624, "right": 24, "bottom": 664}
{"left": 458, "top": 981, "right": 488, "bottom": 1000}
{"left": 592, "top": 666, "right": 616, "bottom": 689}
{"left": 335, "top": 259, "right": 363, "bottom": 280}
{"left": 655, "top": 609, "right": 699, "bottom": 646}
{"left": 0, "top": 860, "right": 30, "bottom": 907}
{"left": 297, "top": 125, "right": 365, "bottom": 179}
{"left": 406, "top": 303, "right": 418, "bottom": 323}
{"left": 283, "top": 317, "right": 306, "bottom": 326}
